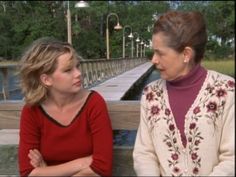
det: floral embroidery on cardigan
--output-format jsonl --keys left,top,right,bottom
{"left": 164, "top": 122, "right": 182, "bottom": 176}
{"left": 163, "top": 108, "right": 181, "bottom": 176}
{"left": 188, "top": 105, "right": 204, "bottom": 176}
{"left": 144, "top": 82, "right": 182, "bottom": 176}
{"left": 188, "top": 122, "right": 203, "bottom": 175}
{"left": 143, "top": 75, "right": 234, "bottom": 176}
{"left": 188, "top": 74, "right": 234, "bottom": 176}
{"left": 193, "top": 74, "right": 235, "bottom": 130}
{"left": 143, "top": 82, "right": 165, "bottom": 127}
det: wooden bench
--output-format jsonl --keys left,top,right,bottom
{"left": 0, "top": 100, "right": 140, "bottom": 176}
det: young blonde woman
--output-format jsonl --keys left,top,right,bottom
{"left": 133, "top": 11, "right": 235, "bottom": 176}
{"left": 18, "top": 37, "right": 113, "bottom": 176}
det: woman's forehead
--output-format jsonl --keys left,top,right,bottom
{"left": 56, "top": 53, "right": 78, "bottom": 66}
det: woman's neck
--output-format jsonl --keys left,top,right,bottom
{"left": 43, "top": 89, "right": 87, "bottom": 110}
{"left": 167, "top": 64, "right": 206, "bottom": 87}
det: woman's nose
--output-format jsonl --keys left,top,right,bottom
{"left": 151, "top": 53, "right": 159, "bottom": 64}
{"left": 74, "top": 68, "right": 81, "bottom": 77}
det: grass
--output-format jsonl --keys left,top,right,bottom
{"left": 202, "top": 59, "right": 235, "bottom": 77}
{"left": 0, "top": 61, "right": 18, "bottom": 67}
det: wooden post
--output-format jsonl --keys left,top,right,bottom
{"left": 1, "top": 68, "right": 9, "bottom": 100}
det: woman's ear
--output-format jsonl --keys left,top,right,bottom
{"left": 40, "top": 74, "right": 51, "bottom": 87}
{"left": 183, "top": 47, "right": 194, "bottom": 63}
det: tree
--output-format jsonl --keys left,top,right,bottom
{"left": 0, "top": 1, "right": 234, "bottom": 60}
{"left": 176, "top": 1, "right": 235, "bottom": 59}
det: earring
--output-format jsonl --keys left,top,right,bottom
{"left": 184, "top": 58, "right": 189, "bottom": 63}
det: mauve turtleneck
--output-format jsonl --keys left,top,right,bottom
{"left": 166, "top": 64, "right": 207, "bottom": 147}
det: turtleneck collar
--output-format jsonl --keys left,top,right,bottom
{"left": 167, "top": 64, "right": 207, "bottom": 88}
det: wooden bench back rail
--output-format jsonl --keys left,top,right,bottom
{"left": 0, "top": 100, "right": 140, "bottom": 130}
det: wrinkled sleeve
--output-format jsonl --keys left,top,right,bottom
{"left": 209, "top": 87, "right": 235, "bottom": 176}
{"left": 88, "top": 93, "right": 113, "bottom": 176}
{"left": 133, "top": 91, "right": 160, "bottom": 176}
{"left": 18, "top": 105, "right": 41, "bottom": 176}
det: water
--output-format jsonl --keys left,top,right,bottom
{"left": 1, "top": 67, "right": 161, "bottom": 146}
{"left": 0, "top": 68, "right": 22, "bottom": 100}
{"left": 121, "top": 67, "right": 160, "bottom": 100}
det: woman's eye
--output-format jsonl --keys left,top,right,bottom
{"left": 65, "top": 68, "right": 72, "bottom": 72}
{"left": 155, "top": 51, "right": 162, "bottom": 56}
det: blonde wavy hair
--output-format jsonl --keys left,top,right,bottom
{"left": 19, "top": 37, "right": 80, "bottom": 105}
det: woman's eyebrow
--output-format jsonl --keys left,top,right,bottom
{"left": 153, "top": 49, "right": 162, "bottom": 53}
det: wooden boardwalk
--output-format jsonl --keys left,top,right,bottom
{"left": 90, "top": 62, "right": 152, "bottom": 100}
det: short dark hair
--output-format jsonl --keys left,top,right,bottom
{"left": 153, "top": 11, "right": 207, "bottom": 63}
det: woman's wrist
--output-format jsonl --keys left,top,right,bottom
{"left": 76, "top": 155, "right": 93, "bottom": 171}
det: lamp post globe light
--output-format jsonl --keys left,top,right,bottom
{"left": 106, "top": 13, "right": 122, "bottom": 59}
{"left": 75, "top": 1, "right": 89, "bottom": 8}
{"left": 67, "top": 1, "right": 89, "bottom": 45}
{"left": 122, "top": 25, "right": 133, "bottom": 58}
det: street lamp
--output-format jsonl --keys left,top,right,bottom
{"left": 132, "top": 32, "right": 140, "bottom": 57}
{"left": 143, "top": 43, "right": 149, "bottom": 57}
{"left": 75, "top": 1, "right": 89, "bottom": 8}
{"left": 122, "top": 25, "right": 133, "bottom": 58}
{"left": 106, "top": 13, "right": 122, "bottom": 59}
{"left": 67, "top": 1, "right": 89, "bottom": 45}
{"left": 140, "top": 39, "right": 144, "bottom": 57}
{"left": 0, "top": 1, "right": 6, "bottom": 13}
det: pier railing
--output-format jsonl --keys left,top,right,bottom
{"left": 0, "top": 100, "right": 140, "bottom": 176}
{"left": 0, "top": 58, "right": 148, "bottom": 100}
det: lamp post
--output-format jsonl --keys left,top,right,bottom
{"left": 143, "top": 43, "right": 150, "bottom": 57}
{"left": 67, "top": 1, "right": 89, "bottom": 45}
{"left": 106, "top": 13, "right": 122, "bottom": 59}
{"left": 130, "top": 35, "right": 134, "bottom": 58}
{"left": 0, "top": 1, "right": 6, "bottom": 13}
{"left": 131, "top": 32, "right": 140, "bottom": 57}
{"left": 135, "top": 35, "right": 140, "bottom": 58}
{"left": 143, "top": 43, "right": 147, "bottom": 57}
{"left": 122, "top": 25, "right": 133, "bottom": 58}
{"left": 140, "top": 39, "right": 144, "bottom": 57}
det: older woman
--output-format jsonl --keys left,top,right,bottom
{"left": 133, "top": 10, "right": 235, "bottom": 176}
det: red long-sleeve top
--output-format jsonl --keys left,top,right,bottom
{"left": 18, "top": 91, "right": 113, "bottom": 176}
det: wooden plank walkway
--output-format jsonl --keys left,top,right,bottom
{"left": 90, "top": 62, "right": 152, "bottom": 100}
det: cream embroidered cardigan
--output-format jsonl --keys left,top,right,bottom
{"left": 133, "top": 70, "right": 235, "bottom": 176}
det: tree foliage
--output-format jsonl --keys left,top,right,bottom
{"left": 176, "top": 1, "right": 235, "bottom": 59}
{"left": 0, "top": 1, "right": 234, "bottom": 60}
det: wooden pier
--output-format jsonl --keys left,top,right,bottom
{"left": 0, "top": 58, "right": 149, "bottom": 100}
{"left": 91, "top": 62, "right": 152, "bottom": 100}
